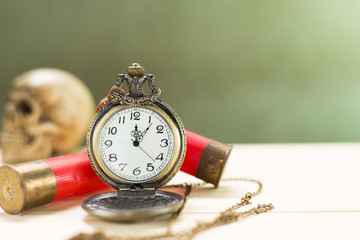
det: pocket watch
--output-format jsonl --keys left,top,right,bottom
{"left": 82, "top": 63, "right": 186, "bottom": 221}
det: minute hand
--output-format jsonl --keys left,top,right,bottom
{"left": 140, "top": 123, "right": 153, "bottom": 138}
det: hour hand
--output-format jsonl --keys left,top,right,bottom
{"left": 131, "top": 124, "right": 141, "bottom": 147}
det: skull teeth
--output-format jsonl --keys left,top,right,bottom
{"left": 1, "top": 129, "right": 32, "bottom": 150}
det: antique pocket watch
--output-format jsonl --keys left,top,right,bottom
{"left": 83, "top": 63, "right": 186, "bottom": 221}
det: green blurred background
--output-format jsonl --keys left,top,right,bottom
{"left": 1, "top": 0, "right": 360, "bottom": 143}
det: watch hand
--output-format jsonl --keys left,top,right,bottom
{"left": 131, "top": 124, "right": 139, "bottom": 138}
{"left": 140, "top": 123, "right": 153, "bottom": 138}
{"left": 131, "top": 124, "right": 141, "bottom": 146}
{"left": 138, "top": 146, "right": 155, "bottom": 162}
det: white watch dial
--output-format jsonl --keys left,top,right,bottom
{"left": 98, "top": 107, "right": 175, "bottom": 183}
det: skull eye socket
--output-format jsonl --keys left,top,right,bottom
{"left": 18, "top": 101, "right": 32, "bottom": 115}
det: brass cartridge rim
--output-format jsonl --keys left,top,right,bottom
{"left": 0, "top": 161, "right": 57, "bottom": 215}
{"left": 195, "top": 140, "right": 233, "bottom": 188}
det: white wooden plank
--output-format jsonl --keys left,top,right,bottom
{"left": 1, "top": 143, "right": 360, "bottom": 240}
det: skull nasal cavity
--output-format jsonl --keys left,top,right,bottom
{"left": 18, "top": 101, "right": 32, "bottom": 115}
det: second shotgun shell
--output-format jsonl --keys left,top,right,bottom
{"left": 180, "top": 130, "right": 232, "bottom": 187}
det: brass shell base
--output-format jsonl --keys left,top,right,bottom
{"left": 0, "top": 161, "right": 56, "bottom": 215}
{"left": 195, "top": 140, "right": 233, "bottom": 188}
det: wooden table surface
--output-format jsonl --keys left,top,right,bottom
{"left": 1, "top": 143, "right": 360, "bottom": 240}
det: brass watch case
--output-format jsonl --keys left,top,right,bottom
{"left": 87, "top": 100, "right": 186, "bottom": 190}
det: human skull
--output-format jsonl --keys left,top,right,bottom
{"left": 1, "top": 68, "right": 95, "bottom": 164}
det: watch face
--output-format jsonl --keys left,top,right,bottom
{"left": 95, "top": 106, "right": 177, "bottom": 183}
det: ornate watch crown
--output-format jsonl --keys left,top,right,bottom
{"left": 127, "top": 63, "right": 144, "bottom": 77}
{"left": 99, "top": 63, "right": 161, "bottom": 109}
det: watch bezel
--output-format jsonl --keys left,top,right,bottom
{"left": 87, "top": 100, "right": 186, "bottom": 190}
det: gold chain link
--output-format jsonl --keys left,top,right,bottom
{"left": 70, "top": 178, "right": 274, "bottom": 240}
